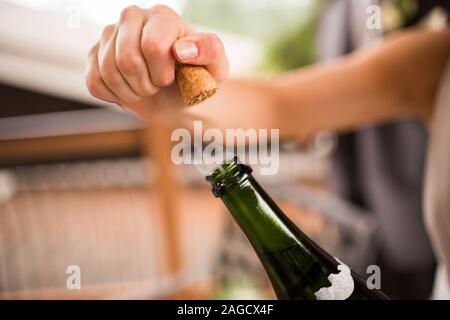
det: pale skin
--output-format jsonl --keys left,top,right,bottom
{"left": 85, "top": 5, "right": 450, "bottom": 139}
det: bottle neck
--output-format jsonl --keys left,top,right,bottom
{"left": 207, "top": 158, "right": 390, "bottom": 300}
{"left": 206, "top": 157, "right": 302, "bottom": 253}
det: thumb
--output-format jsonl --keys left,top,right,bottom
{"left": 173, "top": 32, "right": 223, "bottom": 64}
{"left": 172, "top": 32, "right": 228, "bottom": 82}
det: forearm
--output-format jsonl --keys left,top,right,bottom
{"left": 185, "top": 79, "right": 278, "bottom": 132}
{"left": 186, "top": 29, "right": 450, "bottom": 139}
{"left": 185, "top": 57, "right": 401, "bottom": 139}
{"left": 186, "top": 53, "right": 402, "bottom": 139}
{"left": 272, "top": 29, "right": 450, "bottom": 138}
{"left": 270, "top": 56, "right": 384, "bottom": 138}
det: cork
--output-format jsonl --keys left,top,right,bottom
{"left": 175, "top": 63, "right": 218, "bottom": 106}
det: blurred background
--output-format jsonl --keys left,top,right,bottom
{"left": 0, "top": 0, "right": 448, "bottom": 299}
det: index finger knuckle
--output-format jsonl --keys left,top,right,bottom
{"left": 141, "top": 38, "right": 168, "bottom": 59}
{"left": 120, "top": 5, "right": 141, "bottom": 22}
{"left": 116, "top": 52, "right": 141, "bottom": 75}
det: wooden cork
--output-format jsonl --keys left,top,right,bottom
{"left": 175, "top": 63, "right": 218, "bottom": 106}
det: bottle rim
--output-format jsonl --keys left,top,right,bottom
{"left": 205, "top": 155, "right": 253, "bottom": 197}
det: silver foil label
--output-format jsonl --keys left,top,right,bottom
{"left": 314, "top": 260, "right": 355, "bottom": 300}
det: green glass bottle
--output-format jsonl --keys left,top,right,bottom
{"left": 206, "top": 156, "right": 388, "bottom": 300}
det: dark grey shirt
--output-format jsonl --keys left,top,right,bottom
{"left": 316, "top": 0, "right": 435, "bottom": 270}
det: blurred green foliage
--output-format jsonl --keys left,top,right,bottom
{"left": 263, "top": 1, "right": 326, "bottom": 72}
{"left": 395, "top": 0, "right": 419, "bottom": 22}
{"left": 183, "top": 0, "right": 327, "bottom": 72}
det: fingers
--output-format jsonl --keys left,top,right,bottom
{"left": 172, "top": 32, "right": 229, "bottom": 82}
{"left": 85, "top": 43, "right": 121, "bottom": 104}
{"left": 97, "top": 24, "right": 141, "bottom": 103}
{"left": 140, "top": 7, "right": 188, "bottom": 87}
{"left": 116, "top": 6, "right": 159, "bottom": 97}
{"left": 85, "top": 4, "right": 229, "bottom": 108}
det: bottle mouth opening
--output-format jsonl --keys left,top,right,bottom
{"left": 205, "top": 156, "right": 253, "bottom": 197}
{"left": 206, "top": 155, "right": 252, "bottom": 181}
{"left": 205, "top": 155, "right": 237, "bottom": 179}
